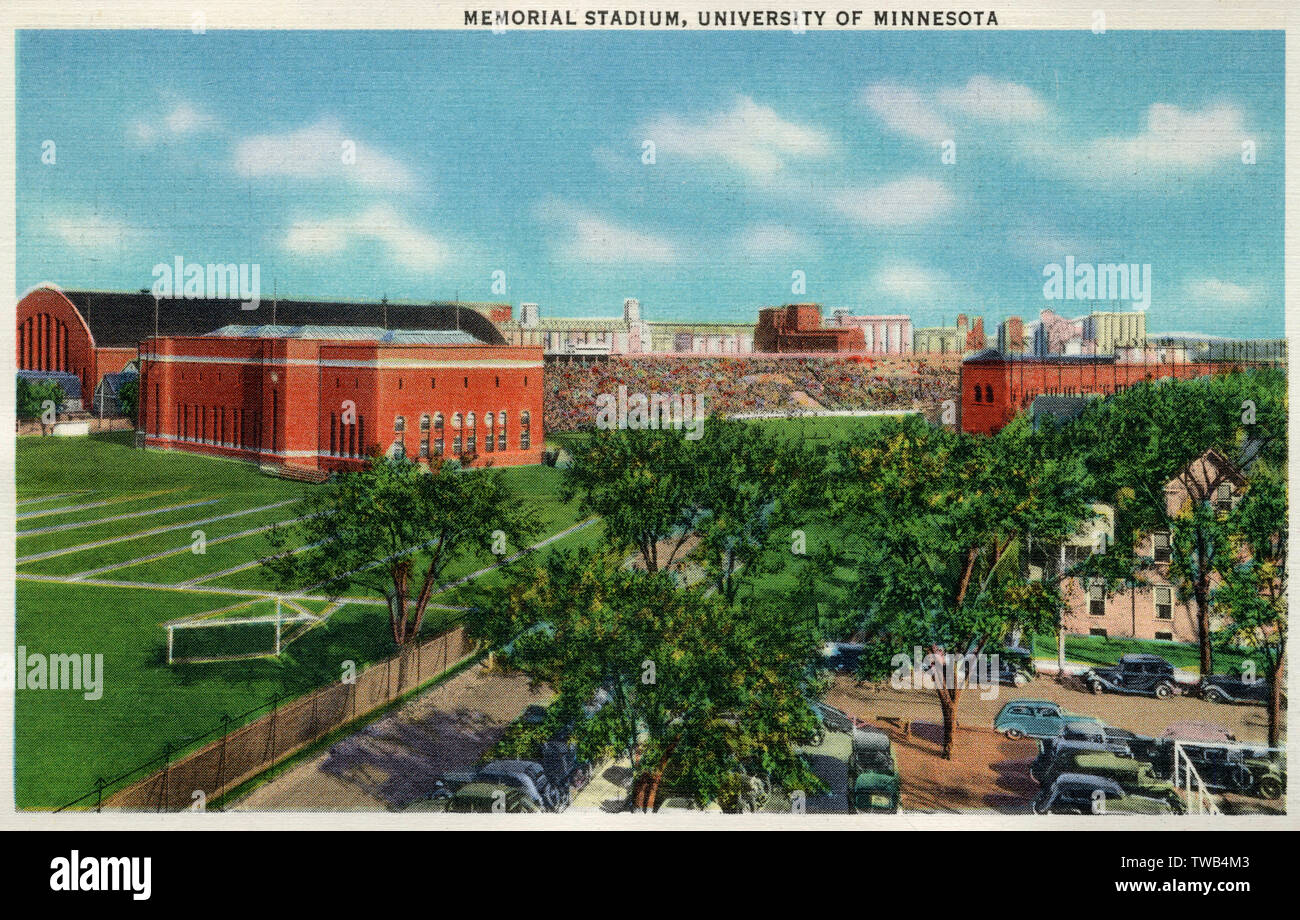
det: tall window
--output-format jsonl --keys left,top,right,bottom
{"left": 520, "top": 411, "right": 531, "bottom": 449}
{"left": 395, "top": 416, "right": 406, "bottom": 433}
{"left": 1153, "top": 531, "right": 1171, "bottom": 564}
{"left": 452, "top": 412, "right": 462, "bottom": 455}
{"left": 973, "top": 385, "right": 982, "bottom": 404}
{"left": 1155, "top": 586, "right": 1172, "bottom": 620}
{"left": 330, "top": 413, "right": 338, "bottom": 455}
{"left": 434, "top": 412, "right": 444, "bottom": 456}
{"left": 419, "top": 415, "right": 430, "bottom": 459}
{"left": 1088, "top": 581, "right": 1106, "bottom": 617}
{"left": 497, "top": 411, "right": 507, "bottom": 450}
{"left": 484, "top": 413, "right": 495, "bottom": 452}
{"left": 1216, "top": 482, "right": 1233, "bottom": 513}
{"left": 466, "top": 412, "right": 477, "bottom": 454}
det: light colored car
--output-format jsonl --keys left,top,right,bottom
{"left": 994, "top": 700, "right": 1102, "bottom": 740}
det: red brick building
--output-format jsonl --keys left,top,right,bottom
{"left": 754, "top": 304, "right": 865, "bottom": 353}
{"left": 16, "top": 286, "right": 137, "bottom": 403}
{"left": 138, "top": 325, "right": 544, "bottom": 473}
{"left": 959, "top": 349, "right": 1247, "bottom": 436}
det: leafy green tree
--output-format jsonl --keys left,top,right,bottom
{"left": 1213, "top": 461, "right": 1287, "bottom": 746}
{"left": 1055, "top": 370, "right": 1285, "bottom": 675}
{"left": 466, "top": 547, "right": 823, "bottom": 811}
{"left": 115, "top": 377, "right": 139, "bottom": 424}
{"left": 263, "top": 456, "right": 542, "bottom": 647}
{"left": 835, "top": 415, "right": 1086, "bottom": 758}
{"left": 16, "top": 377, "right": 65, "bottom": 424}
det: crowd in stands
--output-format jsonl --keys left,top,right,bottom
{"left": 543, "top": 355, "right": 959, "bottom": 432}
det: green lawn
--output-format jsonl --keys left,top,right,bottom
{"left": 14, "top": 432, "right": 577, "bottom": 809}
{"left": 1032, "top": 633, "right": 1266, "bottom": 675}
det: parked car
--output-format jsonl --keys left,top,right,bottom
{"left": 1198, "top": 671, "right": 1280, "bottom": 706}
{"left": 808, "top": 700, "right": 861, "bottom": 742}
{"left": 1033, "top": 773, "right": 1177, "bottom": 815}
{"left": 1036, "top": 752, "right": 1187, "bottom": 813}
{"left": 1032, "top": 739, "right": 1134, "bottom": 784}
{"left": 822, "top": 642, "right": 865, "bottom": 674}
{"left": 1160, "top": 721, "right": 1237, "bottom": 743}
{"left": 1083, "top": 654, "right": 1179, "bottom": 699}
{"left": 475, "top": 759, "right": 565, "bottom": 810}
{"left": 417, "top": 781, "right": 543, "bottom": 813}
{"left": 848, "top": 727, "right": 900, "bottom": 813}
{"left": 1000, "top": 645, "right": 1038, "bottom": 679}
{"left": 1164, "top": 743, "right": 1285, "bottom": 800}
{"left": 994, "top": 700, "right": 1102, "bottom": 740}
{"left": 1057, "top": 721, "right": 1165, "bottom": 764}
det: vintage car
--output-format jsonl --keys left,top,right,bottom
{"left": 1198, "top": 671, "right": 1281, "bottom": 706}
{"left": 414, "top": 781, "right": 542, "bottom": 813}
{"left": 1031, "top": 739, "right": 1134, "bottom": 784}
{"left": 1033, "top": 773, "right": 1177, "bottom": 815}
{"left": 1160, "top": 721, "right": 1237, "bottom": 743}
{"left": 1000, "top": 646, "right": 1038, "bottom": 680}
{"left": 822, "top": 642, "right": 865, "bottom": 674}
{"left": 1166, "top": 743, "right": 1285, "bottom": 800}
{"left": 1057, "top": 721, "right": 1164, "bottom": 763}
{"left": 1038, "top": 752, "right": 1186, "bottom": 813}
{"left": 1083, "top": 654, "right": 1179, "bottom": 699}
{"left": 994, "top": 700, "right": 1102, "bottom": 740}
{"left": 474, "top": 759, "right": 566, "bottom": 810}
{"left": 849, "top": 727, "right": 900, "bottom": 813}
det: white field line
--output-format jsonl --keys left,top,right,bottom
{"left": 68, "top": 515, "right": 309, "bottom": 581}
{"left": 17, "top": 489, "right": 175, "bottom": 522}
{"left": 19, "top": 497, "right": 223, "bottom": 537}
{"left": 182, "top": 537, "right": 333, "bottom": 588}
{"left": 15, "top": 571, "right": 469, "bottom": 612}
{"left": 16, "top": 492, "right": 86, "bottom": 507}
{"left": 16, "top": 499, "right": 302, "bottom": 565}
{"left": 433, "top": 516, "right": 599, "bottom": 596}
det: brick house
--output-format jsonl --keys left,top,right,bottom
{"left": 1061, "top": 448, "right": 1247, "bottom": 642}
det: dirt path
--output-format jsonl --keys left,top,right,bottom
{"left": 229, "top": 665, "right": 552, "bottom": 811}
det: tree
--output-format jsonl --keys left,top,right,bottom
{"left": 115, "top": 377, "right": 139, "bottom": 424}
{"left": 1058, "top": 370, "right": 1286, "bottom": 676}
{"left": 17, "top": 377, "right": 65, "bottom": 427}
{"left": 263, "top": 456, "right": 542, "bottom": 647}
{"left": 1213, "top": 461, "right": 1287, "bottom": 747}
{"left": 466, "top": 547, "right": 823, "bottom": 811}
{"left": 836, "top": 415, "right": 1086, "bottom": 758}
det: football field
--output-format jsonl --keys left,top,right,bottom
{"left": 14, "top": 432, "right": 592, "bottom": 809}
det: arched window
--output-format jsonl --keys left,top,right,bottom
{"left": 973, "top": 385, "right": 983, "bottom": 404}
{"left": 984, "top": 384, "right": 994, "bottom": 404}
{"left": 484, "top": 412, "right": 495, "bottom": 452}
{"left": 452, "top": 413, "right": 463, "bottom": 455}
{"left": 433, "top": 412, "right": 445, "bottom": 456}
{"left": 520, "top": 411, "right": 531, "bottom": 450}
{"left": 497, "top": 411, "right": 507, "bottom": 451}
{"left": 466, "top": 412, "right": 477, "bottom": 454}
{"left": 419, "top": 415, "right": 430, "bottom": 459}
{"left": 420, "top": 414, "right": 430, "bottom": 431}
{"left": 394, "top": 416, "right": 406, "bottom": 433}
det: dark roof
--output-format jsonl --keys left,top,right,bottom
{"left": 963, "top": 348, "right": 1120, "bottom": 365}
{"left": 18, "top": 370, "right": 82, "bottom": 400}
{"left": 1029, "top": 394, "right": 1094, "bottom": 427}
{"left": 58, "top": 290, "right": 507, "bottom": 349}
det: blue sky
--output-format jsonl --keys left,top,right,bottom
{"left": 16, "top": 29, "right": 1284, "bottom": 336}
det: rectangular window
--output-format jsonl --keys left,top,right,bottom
{"left": 1090, "top": 628, "right": 1108, "bottom": 638}
{"left": 420, "top": 436, "right": 429, "bottom": 459}
{"left": 1216, "top": 483, "right": 1233, "bottom": 513}
{"left": 1088, "top": 582, "right": 1105, "bottom": 617}
{"left": 435, "top": 437, "right": 444, "bottom": 456}
{"left": 1153, "top": 531, "right": 1171, "bottom": 564}
{"left": 1155, "top": 586, "right": 1172, "bottom": 620}
{"left": 1155, "top": 632, "right": 1173, "bottom": 641}
{"left": 453, "top": 433, "right": 462, "bottom": 454}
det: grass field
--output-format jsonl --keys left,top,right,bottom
{"left": 14, "top": 431, "right": 588, "bottom": 809}
{"left": 1029, "top": 633, "right": 1266, "bottom": 676}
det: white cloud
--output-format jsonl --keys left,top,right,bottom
{"left": 281, "top": 205, "right": 448, "bottom": 272}
{"left": 872, "top": 263, "right": 951, "bottom": 300}
{"left": 49, "top": 213, "right": 135, "bottom": 252}
{"left": 130, "top": 102, "right": 216, "bottom": 145}
{"left": 234, "top": 118, "right": 415, "bottom": 191}
{"left": 538, "top": 199, "right": 679, "bottom": 264}
{"left": 937, "top": 76, "right": 1048, "bottom": 123}
{"left": 861, "top": 83, "right": 952, "bottom": 142}
{"left": 735, "top": 223, "right": 814, "bottom": 258}
{"left": 1059, "top": 103, "right": 1250, "bottom": 177}
{"left": 1183, "top": 277, "right": 1259, "bottom": 305}
{"left": 829, "top": 176, "right": 956, "bottom": 226}
{"left": 642, "top": 96, "right": 834, "bottom": 178}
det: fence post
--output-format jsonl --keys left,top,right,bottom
{"left": 215, "top": 713, "right": 231, "bottom": 811}
{"left": 94, "top": 777, "right": 105, "bottom": 814}
{"left": 159, "top": 744, "right": 172, "bottom": 813}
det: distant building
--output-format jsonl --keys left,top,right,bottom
{"left": 913, "top": 313, "right": 984, "bottom": 355}
{"left": 500, "top": 297, "right": 652, "bottom": 357}
{"left": 828, "top": 311, "right": 912, "bottom": 354}
{"left": 997, "top": 316, "right": 1028, "bottom": 355}
{"left": 1083, "top": 310, "right": 1146, "bottom": 354}
{"left": 646, "top": 321, "right": 755, "bottom": 354}
{"left": 754, "top": 304, "right": 865, "bottom": 353}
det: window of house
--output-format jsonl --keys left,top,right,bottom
{"left": 984, "top": 384, "right": 994, "bottom": 403}
{"left": 464, "top": 376, "right": 469, "bottom": 388}
{"left": 1216, "top": 483, "right": 1233, "bottom": 513}
{"left": 484, "top": 412, "right": 494, "bottom": 452}
{"left": 420, "top": 414, "right": 430, "bottom": 431}
{"left": 1089, "top": 581, "right": 1105, "bottom": 617}
{"left": 1155, "top": 586, "right": 1172, "bottom": 620}
{"left": 466, "top": 412, "right": 476, "bottom": 454}
{"left": 973, "top": 385, "right": 983, "bottom": 404}
{"left": 520, "top": 410, "right": 531, "bottom": 450}
{"left": 497, "top": 411, "right": 507, "bottom": 451}
{"left": 394, "top": 416, "right": 405, "bottom": 433}
{"left": 1153, "top": 531, "right": 1171, "bottom": 563}
{"left": 1155, "top": 632, "right": 1173, "bottom": 641}
{"left": 452, "top": 413, "right": 462, "bottom": 454}
{"left": 1090, "top": 628, "right": 1108, "bottom": 638}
